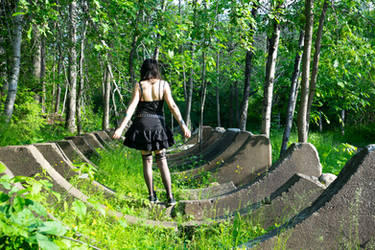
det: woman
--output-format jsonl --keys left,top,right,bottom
{"left": 113, "top": 59, "right": 191, "bottom": 205}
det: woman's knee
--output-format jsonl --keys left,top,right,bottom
{"left": 155, "top": 149, "right": 166, "bottom": 162}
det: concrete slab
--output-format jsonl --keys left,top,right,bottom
{"left": 65, "top": 136, "right": 100, "bottom": 159}
{"left": 92, "top": 132, "right": 112, "bottom": 149}
{"left": 170, "top": 130, "right": 238, "bottom": 169}
{"left": 213, "top": 134, "right": 272, "bottom": 186}
{"left": 179, "top": 143, "right": 322, "bottom": 220}
{"left": 55, "top": 140, "right": 96, "bottom": 167}
{"left": 82, "top": 133, "right": 106, "bottom": 150}
{"left": 94, "top": 130, "right": 112, "bottom": 142}
{"left": 0, "top": 145, "right": 178, "bottom": 230}
{"left": 167, "top": 127, "right": 215, "bottom": 161}
{"left": 232, "top": 173, "right": 325, "bottom": 229}
{"left": 34, "top": 143, "right": 115, "bottom": 197}
{"left": 168, "top": 130, "right": 223, "bottom": 164}
{"left": 184, "top": 182, "right": 237, "bottom": 200}
{"left": 242, "top": 144, "right": 375, "bottom": 249}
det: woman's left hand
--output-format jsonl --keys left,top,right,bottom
{"left": 112, "top": 128, "right": 124, "bottom": 139}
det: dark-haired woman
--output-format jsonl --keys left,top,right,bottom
{"left": 113, "top": 59, "right": 191, "bottom": 205}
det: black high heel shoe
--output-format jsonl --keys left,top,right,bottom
{"left": 148, "top": 191, "right": 158, "bottom": 204}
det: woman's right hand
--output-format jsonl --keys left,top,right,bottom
{"left": 112, "top": 128, "right": 124, "bottom": 139}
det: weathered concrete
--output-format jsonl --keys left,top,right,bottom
{"left": 319, "top": 173, "right": 337, "bottom": 187}
{"left": 65, "top": 136, "right": 100, "bottom": 159}
{"left": 92, "top": 132, "right": 112, "bottom": 149}
{"left": 183, "top": 126, "right": 213, "bottom": 145}
{"left": 94, "top": 130, "right": 112, "bottom": 142}
{"left": 184, "top": 182, "right": 237, "bottom": 200}
{"left": 170, "top": 130, "right": 238, "bottom": 169}
{"left": 243, "top": 144, "right": 375, "bottom": 249}
{"left": 0, "top": 145, "right": 178, "bottom": 230}
{"left": 0, "top": 145, "right": 88, "bottom": 200}
{"left": 167, "top": 129, "right": 222, "bottom": 163}
{"left": 34, "top": 143, "right": 115, "bottom": 197}
{"left": 167, "top": 128, "right": 216, "bottom": 162}
{"left": 179, "top": 143, "right": 322, "bottom": 220}
{"left": 213, "top": 134, "right": 272, "bottom": 186}
{"left": 233, "top": 173, "right": 325, "bottom": 229}
{"left": 82, "top": 133, "right": 106, "bottom": 150}
{"left": 55, "top": 140, "right": 96, "bottom": 167}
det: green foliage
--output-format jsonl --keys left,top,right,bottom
{"left": 0, "top": 171, "right": 68, "bottom": 249}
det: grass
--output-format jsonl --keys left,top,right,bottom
{"left": 270, "top": 129, "right": 361, "bottom": 175}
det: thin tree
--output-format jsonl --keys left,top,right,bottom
{"left": 297, "top": 0, "right": 314, "bottom": 142}
{"left": 261, "top": 1, "right": 282, "bottom": 137}
{"left": 198, "top": 51, "right": 207, "bottom": 147}
{"left": 66, "top": 1, "right": 78, "bottom": 133}
{"left": 77, "top": 1, "right": 88, "bottom": 135}
{"left": 102, "top": 62, "right": 111, "bottom": 130}
{"left": 306, "top": 0, "right": 329, "bottom": 134}
{"left": 280, "top": 30, "right": 304, "bottom": 156}
{"left": 239, "top": 5, "right": 258, "bottom": 131}
{"left": 153, "top": 0, "right": 166, "bottom": 60}
{"left": 4, "top": 10, "right": 23, "bottom": 121}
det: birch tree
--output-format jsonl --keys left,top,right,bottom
{"left": 297, "top": 0, "right": 314, "bottom": 142}
{"left": 4, "top": 9, "right": 23, "bottom": 121}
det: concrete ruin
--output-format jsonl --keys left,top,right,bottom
{"left": 179, "top": 143, "right": 322, "bottom": 220}
{"left": 241, "top": 144, "right": 375, "bottom": 249}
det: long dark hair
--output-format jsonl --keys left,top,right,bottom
{"left": 140, "top": 59, "right": 161, "bottom": 81}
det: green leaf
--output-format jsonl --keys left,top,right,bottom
{"left": 12, "top": 12, "right": 26, "bottom": 16}
{"left": 36, "top": 233, "right": 60, "bottom": 250}
{"left": 0, "top": 192, "right": 9, "bottom": 202}
{"left": 38, "top": 221, "right": 67, "bottom": 237}
{"left": 72, "top": 200, "right": 87, "bottom": 221}
{"left": 0, "top": 162, "right": 6, "bottom": 173}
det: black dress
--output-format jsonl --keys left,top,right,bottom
{"left": 123, "top": 82, "right": 175, "bottom": 151}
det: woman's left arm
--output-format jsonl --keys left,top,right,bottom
{"left": 112, "top": 83, "right": 140, "bottom": 139}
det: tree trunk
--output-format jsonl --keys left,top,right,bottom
{"left": 66, "top": 1, "right": 78, "bottom": 133}
{"left": 185, "top": 45, "right": 194, "bottom": 129}
{"left": 235, "top": 80, "right": 239, "bottom": 127}
{"left": 261, "top": 19, "right": 281, "bottom": 137}
{"left": 40, "top": 37, "right": 46, "bottom": 113}
{"left": 198, "top": 51, "right": 207, "bottom": 149}
{"left": 239, "top": 6, "right": 258, "bottom": 131}
{"left": 280, "top": 31, "right": 305, "bottom": 157}
{"left": 153, "top": 0, "right": 166, "bottom": 60}
{"left": 297, "top": 0, "right": 314, "bottom": 142}
{"left": 129, "top": 34, "right": 138, "bottom": 85}
{"left": 216, "top": 52, "right": 221, "bottom": 127}
{"left": 306, "top": 0, "right": 329, "bottom": 134}
{"left": 4, "top": 12, "right": 23, "bottom": 121}
{"left": 340, "top": 109, "right": 345, "bottom": 135}
{"left": 230, "top": 83, "right": 234, "bottom": 127}
{"left": 77, "top": 8, "right": 87, "bottom": 135}
{"left": 32, "top": 24, "right": 41, "bottom": 82}
{"left": 319, "top": 110, "right": 323, "bottom": 132}
{"left": 102, "top": 63, "right": 111, "bottom": 130}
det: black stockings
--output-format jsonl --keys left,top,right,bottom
{"left": 141, "top": 150, "right": 173, "bottom": 199}
{"left": 155, "top": 151, "right": 173, "bottom": 199}
{"left": 142, "top": 153, "right": 154, "bottom": 197}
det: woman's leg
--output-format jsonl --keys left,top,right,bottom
{"left": 155, "top": 149, "right": 174, "bottom": 201}
{"left": 141, "top": 150, "right": 154, "bottom": 198}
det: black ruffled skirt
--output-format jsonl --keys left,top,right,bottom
{"left": 123, "top": 116, "right": 175, "bottom": 151}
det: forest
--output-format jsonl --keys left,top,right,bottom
{"left": 1, "top": 0, "right": 374, "bottom": 146}
{"left": 0, "top": 0, "right": 375, "bottom": 248}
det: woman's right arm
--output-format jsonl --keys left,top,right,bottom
{"left": 112, "top": 83, "right": 140, "bottom": 139}
{"left": 164, "top": 81, "right": 191, "bottom": 138}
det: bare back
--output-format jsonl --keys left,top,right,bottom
{"left": 138, "top": 79, "right": 166, "bottom": 102}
